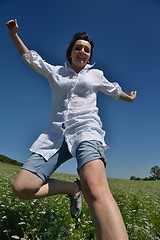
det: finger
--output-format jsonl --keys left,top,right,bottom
{"left": 6, "top": 20, "right": 11, "bottom": 27}
{"left": 6, "top": 20, "right": 16, "bottom": 28}
{"left": 6, "top": 20, "right": 12, "bottom": 27}
{"left": 15, "top": 19, "right": 18, "bottom": 26}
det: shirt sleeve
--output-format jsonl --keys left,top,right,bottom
{"left": 97, "top": 70, "right": 122, "bottom": 99}
{"left": 22, "top": 50, "right": 54, "bottom": 79}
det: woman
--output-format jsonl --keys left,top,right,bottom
{"left": 6, "top": 19, "right": 136, "bottom": 240}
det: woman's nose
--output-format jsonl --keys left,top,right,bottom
{"left": 80, "top": 47, "right": 85, "bottom": 53}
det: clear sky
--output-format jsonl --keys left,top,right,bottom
{"left": 1, "top": 0, "right": 160, "bottom": 179}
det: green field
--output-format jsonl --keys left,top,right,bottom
{"left": 0, "top": 163, "right": 160, "bottom": 240}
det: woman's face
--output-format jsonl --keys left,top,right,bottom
{"left": 70, "top": 39, "right": 91, "bottom": 73}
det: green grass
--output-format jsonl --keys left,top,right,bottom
{"left": 0, "top": 163, "right": 160, "bottom": 239}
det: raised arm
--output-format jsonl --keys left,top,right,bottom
{"left": 119, "top": 90, "right": 137, "bottom": 102}
{"left": 6, "top": 19, "right": 29, "bottom": 55}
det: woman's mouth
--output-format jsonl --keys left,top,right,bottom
{"left": 77, "top": 57, "right": 85, "bottom": 63}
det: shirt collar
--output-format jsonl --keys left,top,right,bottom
{"left": 64, "top": 62, "right": 95, "bottom": 73}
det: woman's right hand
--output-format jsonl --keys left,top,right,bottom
{"left": 6, "top": 19, "right": 18, "bottom": 35}
{"left": 6, "top": 19, "right": 29, "bottom": 55}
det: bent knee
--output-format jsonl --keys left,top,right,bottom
{"left": 82, "top": 178, "right": 106, "bottom": 201}
{"left": 12, "top": 180, "right": 40, "bottom": 200}
{"left": 12, "top": 169, "right": 44, "bottom": 199}
{"left": 12, "top": 181, "right": 28, "bottom": 199}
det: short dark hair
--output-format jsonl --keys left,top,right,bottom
{"left": 66, "top": 32, "right": 94, "bottom": 64}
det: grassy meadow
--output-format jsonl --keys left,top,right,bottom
{"left": 0, "top": 162, "right": 160, "bottom": 240}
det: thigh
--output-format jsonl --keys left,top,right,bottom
{"left": 13, "top": 168, "right": 44, "bottom": 191}
{"left": 79, "top": 159, "right": 108, "bottom": 187}
{"left": 79, "top": 159, "right": 111, "bottom": 202}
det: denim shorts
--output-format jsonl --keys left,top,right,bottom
{"left": 22, "top": 140, "right": 107, "bottom": 181}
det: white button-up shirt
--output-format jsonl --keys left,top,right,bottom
{"left": 22, "top": 50, "right": 122, "bottom": 160}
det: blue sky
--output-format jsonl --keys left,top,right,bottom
{"left": 1, "top": 0, "right": 160, "bottom": 179}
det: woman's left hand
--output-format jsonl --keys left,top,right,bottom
{"left": 129, "top": 91, "right": 137, "bottom": 100}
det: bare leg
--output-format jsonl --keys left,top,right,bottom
{"left": 12, "top": 169, "right": 80, "bottom": 199}
{"left": 79, "top": 159, "right": 128, "bottom": 240}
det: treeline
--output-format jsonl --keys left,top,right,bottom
{"left": 130, "top": 165, "right": 160, "bottom": 181}
{"left": 0, "top": 154, "right": 22, "bottom": 166}
{"left": 130, "top": 176, "right": 157, "bottom": 181}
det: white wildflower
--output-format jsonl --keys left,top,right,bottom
{"left": 11, "top": 236, "right": 20, "bottom": 239}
